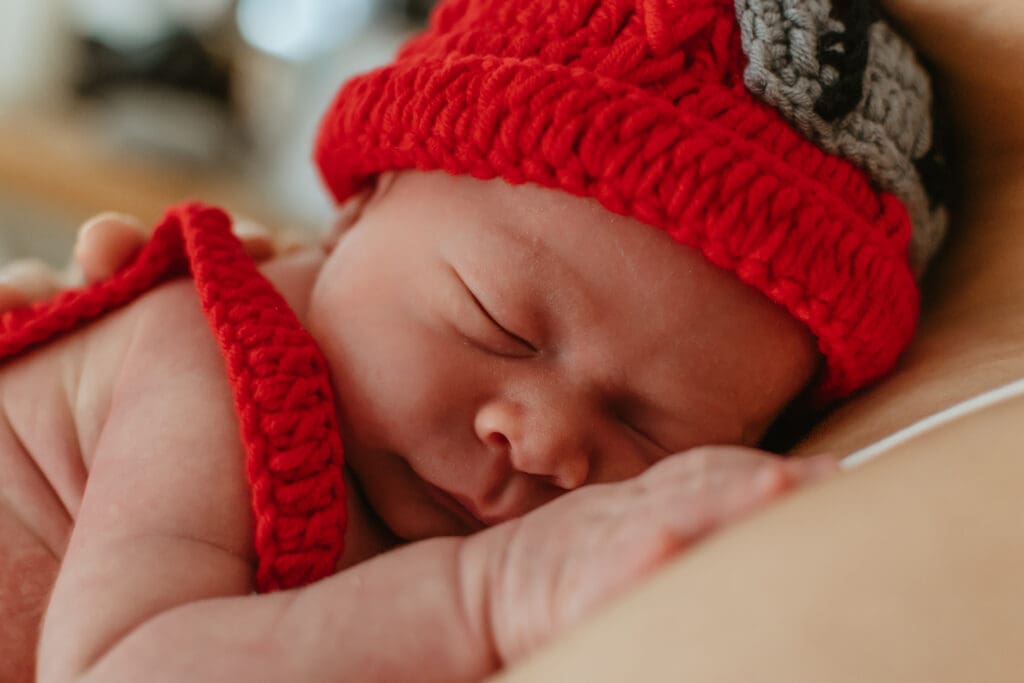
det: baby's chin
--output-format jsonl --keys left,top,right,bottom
{"left": 346, "top": 446, "right": 483, "bottom": 542}
{"left": 371, "top": 487, "right": 483, "bottom": 542}
{"left": 379, "top": 497, "right": 480, "bottom": 541}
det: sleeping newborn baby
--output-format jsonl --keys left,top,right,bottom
{"left": 2, "top": 1, "right": 946, "bottom": 681}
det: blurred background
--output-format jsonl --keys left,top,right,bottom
{"left": 0, "top": 0, "right": 438, "bottom": 265}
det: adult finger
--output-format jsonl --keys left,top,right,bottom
{"left": 74, "top": 213, "right": 147, "bottom": 283}
{"left": 233, "top": 217, "right": 277, "bottom": 262}
{"left": 0, "top": 260, "right": 63, "bottom": 311}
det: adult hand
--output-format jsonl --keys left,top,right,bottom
{"left": 465, "top": 446, "right": 837, "bottom": 664}
{"left": 0, "top": 212, "right": 287, "bottom": 311}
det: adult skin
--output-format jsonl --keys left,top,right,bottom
{"left": 494, "top": 0, "right": 1024, "bottom": 679}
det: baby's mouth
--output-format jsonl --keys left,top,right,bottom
{"left": 419, "top": 477, "right": 487, "bottom": 532}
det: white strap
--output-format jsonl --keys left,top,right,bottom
{"left": 840, "top": 378, "right": 1024, "bottom": 470}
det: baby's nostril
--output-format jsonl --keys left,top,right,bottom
{"left": 539, "top": 474, "right": 565, "bottom": 489}
{"left": 489, "top": 432, "right": 510, "bottom": 448}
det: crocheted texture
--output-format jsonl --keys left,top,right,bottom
{"left": 315, "top": 0, "right": 927, "bottom": 400}
{"left": 737, "top": 0, "right": 948, "bottom": 273}
{"left": 0, "top": 203, "right": 347, "bottom": 593}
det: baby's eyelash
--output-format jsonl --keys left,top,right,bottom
{"left": 610, "top": 402, "right": 669, "bottom": 456}
{"left": 451, "top": 268, "right": 537, "bottom": 354}
{"left": 625, "top": 421, "right": 668, "bottom": 454}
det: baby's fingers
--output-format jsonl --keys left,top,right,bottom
{"left": 781, "top": 453, "right": 840, "bottom": 484}
{"left": 637, "top": 448, "right": 837, "bottom": 540}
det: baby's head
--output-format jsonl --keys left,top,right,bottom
{"left": 307, "top": 0, "right": 947, "bottom": 540}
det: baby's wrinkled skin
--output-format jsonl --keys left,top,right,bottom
{"left": 2, "top": 171, "right": 830, "bottom": 683}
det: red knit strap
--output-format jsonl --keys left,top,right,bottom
{"left": 176, "top": 204, "right": 347, "bottom": 591}
{"left": 0, "top": 203, "right": 347, "bottom": 592}
{"left": 0, "top": 215, "right": 188, "bottom": 358}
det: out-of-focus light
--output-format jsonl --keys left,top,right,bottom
{"left": 165, "top": 0, "right": 234, "bottom": 31}
{"left": 66, "top": 0, "right": 172, "bottom": 48}
{"left": 236, "top": 0, "right": 376, "bottom": 62}
{"left": 66, "top": 0, "right": 233, "bottom": 48}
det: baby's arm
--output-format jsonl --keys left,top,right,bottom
{"left": 13, "top": 217, "right": 504, "bottom": 682}
{"left": 37, "top": 281, "right": 834, "bottom": 682}
{"left": 36, "top": 281, "right": 499, "bottom": 683}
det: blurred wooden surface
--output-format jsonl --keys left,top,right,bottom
{"left": 0, "top": 111, "right": 292, "bottom": 231}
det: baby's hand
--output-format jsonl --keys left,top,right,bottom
{"left": 465, "top": 447, "right": 836, "bottom": 663}
{"left": 0, "top": 212, "right": 286, "bottom": 310}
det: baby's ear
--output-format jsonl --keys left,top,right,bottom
{"left": 322, "top": 172, "right": 398, "bottom": 252}
{"left": 322, "top": 190, "right": 371, "bottom": 252}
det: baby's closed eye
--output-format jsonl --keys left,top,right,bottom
{"left": 448, "top": 265, "right": 537, "bottom": 358}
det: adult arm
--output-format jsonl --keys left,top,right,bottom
{"left": 494, "top": 390, "right": 1024, "bottom": 682}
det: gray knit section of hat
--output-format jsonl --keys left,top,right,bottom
{"left": 735, "top": 0, "right": 948, "bottom": 275}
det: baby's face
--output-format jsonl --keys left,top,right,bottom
{"left": 309, "top": 171, "right": 818, "bottom": 540}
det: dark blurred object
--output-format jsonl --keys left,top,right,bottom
{"left": 74, "top": 30, "right": 231, "bottom": 103}
{"left": 70, "top": 27, "right": 238, "bottom": 163}
{"left": 395, "top": 0, "right": 439, "bottom": 23}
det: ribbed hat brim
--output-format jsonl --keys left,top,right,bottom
{"left": 315, "top": 51, "right": 918, "bottom": 399}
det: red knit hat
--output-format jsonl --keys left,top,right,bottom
{"left": 314, "top": 0, "right": 946, "bottom": 399}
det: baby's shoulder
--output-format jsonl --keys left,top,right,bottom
{"left": 0, "top": 277, "right": 232, "bottom": 558}
{"left": 119, "top": 279, "right": 228, "bottom": 375}
{"left": 104, "top": 248, "right": 324, "bottom": 446}
{"left": 0, "top": 246, "right": 325, "bottom": 479}
{"left": 0, "top": 282, "right": 211, "bottom": 472}
{"left": 118, "top": 247, "right": 325, "bottom": 390}
{"left": 103, "top": 279, "right": 241, "bottom": 436}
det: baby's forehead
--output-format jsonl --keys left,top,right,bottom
{"left": 373, "top": 172, "right": 818, "bottom": 440}
{"left": 377, "top": 172, "right": 776, "bottom": 324}
{"left": 384, "top": 170, "right": 663, "bottom": 260}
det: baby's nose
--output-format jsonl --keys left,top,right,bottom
{"left": 474, "top": 396, "right": 593, "bottom": 490}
